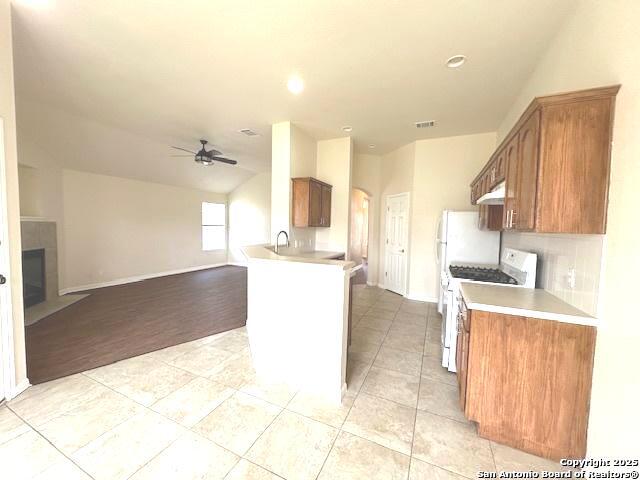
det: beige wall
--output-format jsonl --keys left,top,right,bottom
{"left": 316, "top": 137, "right": 353, "bottom": 253}
{"left": 352, "top": 154, "right": 382, "bottom": 284}
{"left": 349, "top": 188, "right": 369, "bottom": 266}
{"left": 378, "top": 142, "right": 416, "bottom": 288}
{"left": 62, "top": 170, "right": 227, "bottom": 290}
{"left": 409, "top": 133, "right": 496, "bottom": 300}
{"left": 0, "top": 0, "right": 27, "bottom": 391}
{"left": 290, "top": 124, "right": 318, "bottom": 249}
{"left": 270, "top": 121, "right": 292, "bottom": 243}
{"left": 270, "top": 122, "right": 353, "bottom": 254}
{"left": 495, "top": 0, "right": 639, "bottom": 456}
{"left": 228, "top": 172, "right": 271, "bottom": 264}
{"left": 372, "top": 133, "right": 494, "bottom": 300}
{"left": 17, "top": 165, "right": 39, "bottom": 217}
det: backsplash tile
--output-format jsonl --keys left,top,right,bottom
{"left": 502, "top": 232, "right": 604, "bottom": 317}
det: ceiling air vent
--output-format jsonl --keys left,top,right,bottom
{"left": 415, "top": 120, "right": 436, "bottom": 129}
{"left": 238, "top": 128, "right": 259, "bottom": 136}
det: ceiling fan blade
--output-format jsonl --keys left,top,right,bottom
{"left": 170, "top": 155, "right": 194, "bottom": 157}
{"left": 170, "top": 146, "right": 197, "bottom": 154}
{"left": 211, "top": 156, "right": 238, "bottom": 165}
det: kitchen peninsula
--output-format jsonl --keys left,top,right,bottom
{"left": 242, "top": 245, "right": 355, "bottom": 404}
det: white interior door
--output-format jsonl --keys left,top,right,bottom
{"left": 384, "top": 193, "right": 409, "bottom": 295}
{"left": 0, "top": 118, "right": 14, "bottom": 401}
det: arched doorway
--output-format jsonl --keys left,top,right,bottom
{"left": 350, "top": 188, "right": 370, "bottom": 284}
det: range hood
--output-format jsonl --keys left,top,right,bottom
{"left": 477, "top": 181, "right": 505, "bottom": 205}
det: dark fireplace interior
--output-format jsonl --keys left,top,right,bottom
{"left": 23, "top": 248, "right": 46, "bottom": 308}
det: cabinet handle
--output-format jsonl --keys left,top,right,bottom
{"left": 511, "top": 211, "right": 517, "bottom": 228}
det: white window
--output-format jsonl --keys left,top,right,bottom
{"left": 202, "top": 202, "right": 226, "bottom": 251}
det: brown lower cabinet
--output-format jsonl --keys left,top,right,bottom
{"left": 456, "top": 298, "right": 596, "bottom": 461}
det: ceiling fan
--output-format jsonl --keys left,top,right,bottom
{"left": 170, "top": 140, "right": 238, "bottom": 166}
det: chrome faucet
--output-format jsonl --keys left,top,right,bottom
{"left": 275, "top": 230, "right": 289, "bottom": 254}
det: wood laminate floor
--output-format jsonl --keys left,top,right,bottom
{"left": 25, "top": 265, "right": 247, "bottom": 384}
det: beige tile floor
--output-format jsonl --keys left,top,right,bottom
{"left": 0, "top": 285, "right": 563, "bottom": 480}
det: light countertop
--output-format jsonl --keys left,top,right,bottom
{"left": 242, "top": 245, "right": 355, "bottom": 270}
{"left": 460, "top": 283, "right": 597, "bottom": 326}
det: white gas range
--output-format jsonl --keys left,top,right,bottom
{"left": 440, "top": 248, "right": 537, "bottom": 372}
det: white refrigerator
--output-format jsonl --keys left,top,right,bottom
{"left": 436, "top": 211, "right": 500, "bottom": 313}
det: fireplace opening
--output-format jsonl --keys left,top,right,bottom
{"left": 23, "top": 248, "right": 46, "bottom": 308}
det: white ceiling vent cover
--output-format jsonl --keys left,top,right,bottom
{"left": 239, "top": 128, "right": 259, "bottom": 136}
{"left": 415, "top": 120, "right": 436, "bottom": 128}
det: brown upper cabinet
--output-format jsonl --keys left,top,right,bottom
{"left": 471, "top": 85, "right": 620, "bottom": 234}
{"left": 292, "top": 177, "right": 332, "bottom": 227}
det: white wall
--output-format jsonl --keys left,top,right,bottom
{"left": 61, "top": 170, "right": 227, "bottom": 290}
{"left": 409, "top": 133, "right": 496, "bottom": 301}
{"left": 494, "top": 0, "right": 640, "bottom": 456}
{"left": 352, "top": 154, "right": 382, "bottom": 284}
{"left": 228, "top": 172, "right": 271, "bottom": 265}
{"left": 315, "top": 137, "right": 353, "bottom": 253}
{"left": 0, "top": 0, "right": 27, "bottom": 391}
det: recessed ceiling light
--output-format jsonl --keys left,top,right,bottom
{"left": 287, "top": 75, "right": 304, "bottom": 95}
{"left": 446, "top": 55, "right": 467, "bottom": 68}
{"left": 368, "top": 144, "right": 376, "bottom": 149}
{"left": 342, "top": 126, "right": 353, "bottom": 132}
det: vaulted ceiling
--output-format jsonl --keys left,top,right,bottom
{"left": 12, "top": 0, "right": 577, "bottom": 192}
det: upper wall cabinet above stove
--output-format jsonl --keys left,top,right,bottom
{"left": 471, "top": 85, "right": 620, "bottom": 234}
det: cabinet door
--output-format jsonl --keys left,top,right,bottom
{"left": 456, "top": 316, "right": 469, "bottom": 411}
{"left": 515, "top": 110, "right": 540, "bottom": 230}
{"left": 495, "top": 150, "right": 506, "bottom": 183}
{"left": 503, "top": 134, "right": 519, "bottom": 229}
{"left": 321, "top": 185, "right": 332, "bottom": 227}
{"left": 309, "top": 180, "right": 323, "bottom": 227}
{"left": 478, "top": 205, "right": 487, "bottom": 230}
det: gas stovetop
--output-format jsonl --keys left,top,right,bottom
{"left": 449, "top": 265, "right": 518, "bottom": 285}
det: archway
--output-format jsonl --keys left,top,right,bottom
{"left": 350, "top": 188, "right": 370, "bottom": 284}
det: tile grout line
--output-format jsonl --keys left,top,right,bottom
{"left": 312, "top": 289, "right": 387, "bottom": 480}
{"left": 79, "top": 370, "right": 258, "bottom": 479}
{"left": 6, "top": 404, "right": 98, "bottom": 480}
{"left": 407, "top": 308, "right": 431, "bottom": 479}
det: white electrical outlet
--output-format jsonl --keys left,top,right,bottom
{"left": 567, "top": 268, "right": 576, "bottom": 289}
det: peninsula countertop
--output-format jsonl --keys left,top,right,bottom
{"left": 242, "top": 245, "right": 355, "bottom": 270}
{"left": 459, "top": 282, "right": 597, "bottom": 327}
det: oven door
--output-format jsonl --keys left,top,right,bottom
{"left": 440, "top": 287, "right": 450, "bottom": 367}
{"left": 445, "top": 283, "right": 460, "bottom": 373}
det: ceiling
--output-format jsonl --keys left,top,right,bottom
{"left": 11, "top": 0, "right": 578, "bottom": 192}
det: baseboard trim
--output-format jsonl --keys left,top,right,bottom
{"left": 59, "top": 263, "right": 229, "bottom": 295}
{"left": 406, "top": 293, "right": 438, "bottom": 303}
{"left": 9, "top": 379, "right": 31, "bottom": 400}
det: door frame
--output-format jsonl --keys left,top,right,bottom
{"left": 383, "top": 192, "right": 410, "bottom": 296}
{"left": 0, "top": 117, "right": 18, "bottom": 401}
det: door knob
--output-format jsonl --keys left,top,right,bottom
{"left": 0, "top": 274, "right": 6, "bottom": 285}
{"left": 400, "top": 249, "right": 405, "bottom": 253}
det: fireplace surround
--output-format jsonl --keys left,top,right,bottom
{"left": 23, "top": 248, "right": 46, "bottom": 308}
